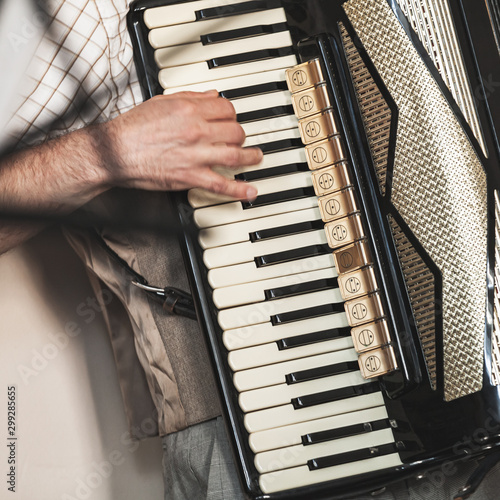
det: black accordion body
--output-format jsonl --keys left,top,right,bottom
{"left": 128, "top": 1, "right": 500, "bottom": 498}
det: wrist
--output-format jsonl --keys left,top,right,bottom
{"left": 26, "top": 125, "right": 113, "bottom": 212}
{"left": 78, "top": 123, "right": 117, "bottom": 194}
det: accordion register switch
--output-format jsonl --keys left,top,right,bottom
{"left": 285, "top": 58, "right": 398, "bottom": 380}
{"left": 306, "top": 136, "right": 347, "bottom": 169}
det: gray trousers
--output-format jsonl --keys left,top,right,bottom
{"left": 162, "top": 417, "right": 500, "bottom": 500}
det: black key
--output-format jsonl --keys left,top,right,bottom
{"left": 237, "top": 105, "right": 294, "bottom": 123}
{"left": 286, "top": 361, "right": 359, "bottom": 384}
{"left": 201, "top": 22, "right": 288, "bottom": 44}
{"left": 277, "top": 327, "right": 351, "bottom": 350}
{"left": 250, "top": 219, "right": 323, "bottom": 242}
{"left": 291, "top": 381, "right": 379, "bottom": 409}
{"left": 196, "top": 0, "right": 282, "bottom": 21}
{"left": 220, "top": 81, "right": 288, "bottom": 99}
{"left": 208, "top": 46, "right": 294, "bottom": 69}
{"left": 256, "top": 243, "right": 330, "bottom": 269}
{"left": 242, "top": 187, "right": 315, "bottom": 209}
{"left": 255, "top": 138, "right": 303, "bottom": 154}
{"left": 302, "top": 419, "right": 391, "bottom": 446}
{"left": 265, "top": 277, "right": 338, "bottom": 300}
{"left": 308, "top": 442, "right": 399, "bottom": 470}
{"left": 271, "top": 302, "right": 344, "bottom": 325}
{"left": 236, "top": 162, "right": 309, "bottom": 182}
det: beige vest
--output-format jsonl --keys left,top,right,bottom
{"left": 65, "top": 189, "right": 220, "bottom": 438}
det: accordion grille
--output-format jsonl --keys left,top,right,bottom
{"left": 395, "top": 0, "right": 487, "bottom": 156}
{"left": 340, "top": 24, "right": 391, "bottom": 196}
{"left": 388, "top": 215, "right": 437, "bottom": 389}
{"left": 493, "top": 190, "right": 500, "bottom": 385}
{"left": 341, "top": 23, "right": 438, "bottom": 388}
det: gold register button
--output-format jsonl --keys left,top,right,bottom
{"left": 286, "top": 58, "right": 398, "bottom": 382}
{"left": 298, "top": 109, "right": 340, "bottom": 145}
{"left": 306, "top": 136, "right": 347, "bottom": 170}
{"left": 338, "top": 265, "right": 379, "bottom": 301}
{"left": 324, "top": 213, "right": 365, "bottom": 249}
{"left": 358, "top": 345, "right": 398, "bottom": 379}
{"left": 333, "top": 240, "right": 373, "bottom": 274}
{"left": 344, "top": 291, "right": 385, "bottom": 327}
{"left": 351, "top": 319, "right": 391, "bottom": 353}
{"left": 311, "top": 162, "right": 352, "bottom": 198}
{"left": 285, "top": 58, "right": 324, "bottom": 93}
{"left": 317, "top": 187, "right": 358, "bottom": 222}
{"left": 291, "top": 84, "right": 330, "bottom": 119}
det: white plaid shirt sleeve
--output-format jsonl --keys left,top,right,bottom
{"left": 6, "top": 0, "right": 143, "bottom": 149}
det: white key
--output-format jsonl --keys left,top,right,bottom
{"left": 194, "top": 195, "right": 318, "bottom": 228}
{"left": 244, "top": 127, "right": 300, "bottom": 147}
{"left": 209, "top": 254, "right": 335, "bottom": 289}
{"left": 205, "top": 226, "right": 324, "bottom": 269}
{"left": 219, "top": 287, "right": 343, "bottom": 330}
{"left": 190, "top": 170, "right": 311, "bottom": 209}
{"left": 239, "top": 371, "right": 369, "bottom": 412}
{"left": 241, "top": 114, "right": 298, "bottom": 137}
{"left": 214, "top": 266, "right": 336, "bottom": 308}
{"left": 159, "top": 54, "right": 297, "bottom": 88}
{"left": 149, "top": 9, "right": 287, "bottom": 48}
{"left": 259, "top": 454, "right": 402, "bottom": 494}
{"left": 244, "top": 392, "right": 385, "bottom": 433}
{"left": 155, "top": 31, "right": 292, "bottom": 68}
{"left": 144, "top": 0, "right": 262, "bottom": 28}
{"left": 162, "top": 68, "right": 288, "bottom": 95}
{"left": 231, "top": 91, "right": 291, "bottom": 114}
{"left": 212, "top": 148, "right": 307, "bottom": 181}
{"left": 223, "top": 312, "right": 350, "bottom": 351}
{"left": 228, "top": 330, "right": 350, "bottom": 371}
{"left": 187, "top": 150, "right": 307, "bottom": 207}
{"left": 255, "top": 428, "right": 396, "bottom": 473}
{"left": 200, "top": 131, "right": 305, "bottom": 200}
{"left": 199, "top": 206, "right": 320, "bottom": 249}
{"left": 233, "top": 348, "right": 358, "bottom": 391}
{"left": 249, "top": 406, "right": 389, "bottom": 453}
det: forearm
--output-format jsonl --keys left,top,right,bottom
{"left": 0, "top": 92, "right": 262, "bottom": 254}
{"left": 0, "top": 127, "right": 109, "bottom": 214}
{"left": 0, "top": 127, "right": 110, "bottom": 254}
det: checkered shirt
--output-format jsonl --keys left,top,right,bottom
{"left": 6, "top": 0, "right": 142, "bottom": 148}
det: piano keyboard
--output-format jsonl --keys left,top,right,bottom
{"left": 133, "top": 0, "right": 405, "bottom": 495}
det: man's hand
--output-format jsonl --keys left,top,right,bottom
{"left": 0, "top": 91, "right": 263, "bottom": 253}
{"left": 99, "top": 91, "right": 261, "bottom": 200}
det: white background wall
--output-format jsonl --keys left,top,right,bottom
{"left": 0, "top": 229, "right": 164, "bottom": 500}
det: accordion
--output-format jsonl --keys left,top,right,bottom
{"left": 128, "top": 0, "right": 500, "bottom": 498}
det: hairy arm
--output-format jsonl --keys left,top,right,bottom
{"left": 0, "top": 91, "right": 262, "bottom": 254}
